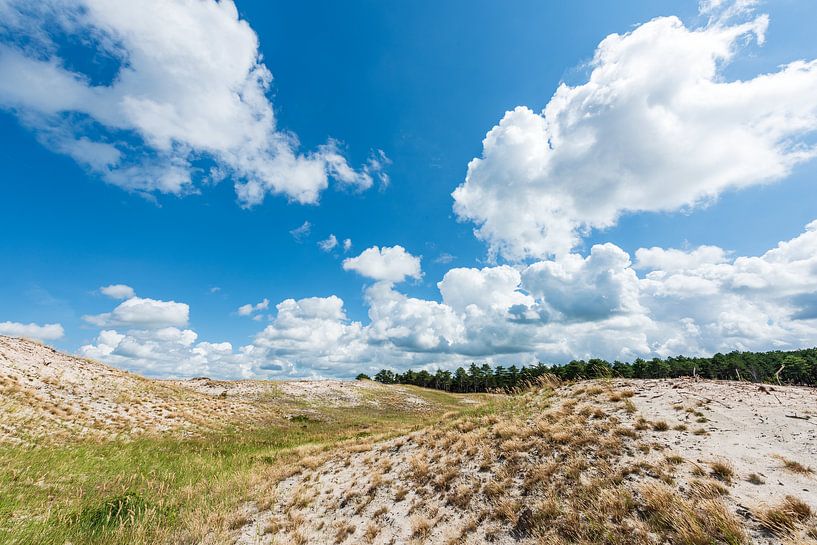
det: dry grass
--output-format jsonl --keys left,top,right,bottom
{"left": 755, "top": 495, "right": 813, "bottom": 536}
{"left": 690, "top": 478, "right": 729, "bottom": 498}
{"left": 652, "top": 420, "right": 670, "bottom": 432}
{"left": 334, "top": 520, "right": 355, "bottom": 543}
{"left": 775, "top": 454, "right": 815, "bottom": 475}
{"left": 747, "top": 473, "right": 765, "bottom": 485}
{"left": 411, "top": 514, "right": 433, "bottom": 539}
{"left": 229, "top": 378, "right": 778, "bottom": 545}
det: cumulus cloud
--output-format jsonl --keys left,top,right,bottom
{"left": 70, "top": 3, "right": 817, "bottom": 379}
{"left": 99, "top": 284, "right": 135, "bottom": 300}
{"left": 522, "top": 244, "right": 643, "bottom": 322}
{"left": 438, "top": 265, "right": 530, "bottom": 315}
{"left": 0, "top": 0, "right": 385, "bottom": 204}
{"left": 453, "top": 11, "right": 817, "bottom": 259}
{"left": 84, "top": 296, "right": 189, "bottom": 328}
{"left": 634, "top": 246, "right": 728, "bottom": 271}
{"left": 342, "top": 245, "right": 422, "bottom": 283}
{"left": 0, "top": 321, "right": 65, "bottom": 340}
{"left": 318, "top": 234, "right": 338, "bottom": 252}
{"left": 237, "top": 298, "right": 269, "bottom": 317}
{"left": 79, "top": 327, "right": 254, "bottom": 378}
{"left": 75, "top": 219, "right": 817, "bottom": 378}
{"left": 343, "top": 238, "right": 352, "bottom": 252}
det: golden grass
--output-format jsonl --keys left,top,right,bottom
{"left": 775, "top": 454, "right": 815, "bottom": 475}
{"left": 755, "top": 495, "right": 813, "bottom": 536}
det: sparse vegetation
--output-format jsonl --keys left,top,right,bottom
{"left": 0, "top": 367, "right": 489, "bottom": 545}
{"left": 775, "top": 454, "right": 814, "bottom": 475}
{"left": 4, "top": 337, "right": 817, "bottom": 545}
{"left": 755, "top": 495, "right": 813, "bottom": 536}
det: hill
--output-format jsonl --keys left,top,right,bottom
{"left": 0, "top": 335, "right": 455, "bottom": 444}
{"left": 229, "top": 378, "right": 817, "bottom": 545}
{"left": 2, "top": 337, "right": 815, "bottom": 544}
{"left": 0, "top": 336, "right": 490, "bottom": 545}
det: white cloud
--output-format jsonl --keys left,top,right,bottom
{"left": 80, "top": 327, "right": 255, "bottom": 378}
{"left": 343, "top": 245, "right": 422, "bottom": 283}
{"left": 84, "top": 296, "right": 189, "bottom": 328}
{"left": 438, "top": 265, "right": 531, "bottom": 314}
{"left": 318, "top": 234, "right": 338, "bottom": 252}
{"left": 237, "top": 298, "right": 269, "bottom": 317}
{"left": 522, "top": 244, "right": 643, "bottom": 322}
{"left": 99, "top": 284, "right": 135, "bottom": 300}
{"left": 0, "top": 0, "right": 385, "bottom": 204}
{"left": 634, "top": 246, "right": 728, "bottom": 271}
{"left": 365, "top": 282, "right": 465, "bottom": 353}
{"left": 452, "top": 11, "right": 817, "bottom": 259}
{"left": 74, "top": 219, "right": 817, "bottom": 378}
{"left": 0, "top": 321, "right": 65, "bottom": 340}
{"left": 343, "top": 238, "right": 352, "bottom": 252}
{"left": 289, "top": 221, "right": 311, "bottom": 241}
{"left": 65, "top": 3, "right": 817, "bottom": 379}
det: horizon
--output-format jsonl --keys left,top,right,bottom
{"left": 2, "top": 0, "right": 817, "bottom": 380}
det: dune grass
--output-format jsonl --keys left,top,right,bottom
{"left": 0, "top": 386, "right": 492, "bottom": 545}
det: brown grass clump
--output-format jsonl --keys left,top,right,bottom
{"left": 747, "top": 473, "right": 765, "bottom": 485}
{"left": 775, "top": 454, "right": 815, "bottom": 475}
{"left": 708, "top": 459, "right": 735, "bottom": 483}
{"left": 640, "top": 483, "right": 747, "bottom": 545}
{"left": 652, "top": 420, "right": 670, "bottom": 432}
{"left": 363, "top": 522, "right": 379, "bottom": 542}
{"left": 755, "top": 495, "right": 813, "bottom": 536}
{"left": 393, "top": 485, "right": 408, "bottom": 502}
{"left": 690, "top": 478, "right": 729, "bottom": 499}
{"left": 411, "top": 514, "right": 433, "bottom": 539}
{"left": 334, "top": 520, "right": 356, "bottom": 543}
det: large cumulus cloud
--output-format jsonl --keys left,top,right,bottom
{"left": 452, "top": 12, "right": 817, "bottom": 260}
{"left": 0, "top": 0, "right": 385, "bottom": 204}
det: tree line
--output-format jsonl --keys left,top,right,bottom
{"left": 360, "top": 348, "right": 817, "bottom": 392}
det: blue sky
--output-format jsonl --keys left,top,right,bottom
{"left": 1, "top": 0, "right": 817, "bottom": 378}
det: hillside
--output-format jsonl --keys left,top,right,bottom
{"left": 0, "top": 335, "right": 454, "bottom": 444}
{"left": 228, "top": 378, "right": 817, "bottom": 545}
{"left": 0, "top": 336, "right": 490, "bottom": 545}
{"left": 2, "top": 337, "right": 816, "bottom": 544}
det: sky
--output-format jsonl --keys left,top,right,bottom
{"left": 1, "top": 0, "right": 817, "bottom": 379}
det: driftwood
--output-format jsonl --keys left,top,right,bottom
{"left": 676, "top": 390, "right": 732, "bottom": 409}
{"left": 774, "top": 364, "right": 785, "bottom": 385}
{"left": 785, "top": 414, "right": 817, "bottom": 426}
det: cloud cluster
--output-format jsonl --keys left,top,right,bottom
{"left": 0, "top": 321, "right": 64, "bottom": 341}
{"left": 452, "top": 12, "right": 817, "bottom": 259}
{"left": 0, "top": 0, "right": 385, "bottom": 205}
{"left": 60, "top": 3, "right": 817, "bottom": 379}
{"left": 75, "top": 224, "right": 817, "bottom": 379}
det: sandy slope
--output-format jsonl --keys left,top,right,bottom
{"left": 626, "top": 378, "right": 817, "bottom": 511}
{"left": 231, "top": 378, "right": 817, "bottom": 545}
{"left": 0, "top": 336, "right": 434, "bottom": 444}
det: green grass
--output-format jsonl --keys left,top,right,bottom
{"left": 0, "top": 387, "right": 495, "bottom": 545}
